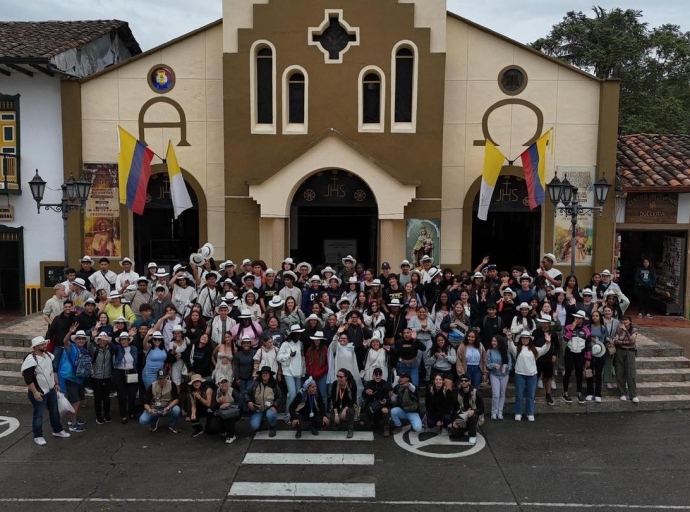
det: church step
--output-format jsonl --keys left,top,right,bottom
{"left": 0, "top": 335, "right": 34, "bottom": 348}
{"left": 0, "top": 345, "right": 30, "bottom": 360}
{"left": 0, "top": 358, "right": 22, "bottom": 371}
{"left": 636, "top": 356, "right": 690, "bottom": 369}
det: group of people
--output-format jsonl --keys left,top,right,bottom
{"left": 27, "top": 250, "right": 640, "bottom": 446}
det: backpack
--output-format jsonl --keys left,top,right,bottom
{"left": 74, "top": 348, "right": 93, "bottom": 378}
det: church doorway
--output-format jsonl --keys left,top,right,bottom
{"left": 290, "top": 170, "right": 378, "bottom": 269}
{"left": 133, "top": 172, "right": 200, "bottom": 274}
{"left": 472, "top": 174, "right": 542, "bottom": 272}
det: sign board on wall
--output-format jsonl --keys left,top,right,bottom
{"left": 324, "top": 239, "right": 357, "bottom": 265}
{"left": 83, "top": 164, "right": 121, "bottom": 258}
{"left": 0, "top": 205, "right": 13, "bottom": 221}
{"left": 625, "top": 193, "right": 678, "bottom": 224}
{"left": 553, "top": 166, "right": 595, "bottom": 266}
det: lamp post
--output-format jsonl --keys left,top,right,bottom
{"left": 29, "top": 169, "right": 92, "bottom": 265}
{"left": 546, "top": 172, "right": 612, "bottom": 277}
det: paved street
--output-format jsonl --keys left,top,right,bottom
{"left": 0, "top": 404, "right": 689, "bottom": 511}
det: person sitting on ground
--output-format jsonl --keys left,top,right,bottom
{"left": 425, "top": 373, "right": 455, "bottom": 435}
{"left": 290, "top": 376, "right": 330, "bottom": 438}
{"left": 245, "top": 366, "right": 283, "bottom": 437}
{"left": 390, "top": 372, "right": 422, "bottom": 434}
{"left": 331, "top": 368, "right": 358, "bottom": 438}
{"left": 449, "top": 373, "right": 485, "bottom": 445}
{"left": 188, "top": 373, "right": 214, "bottom": 438}
{"left": 213, "top": 375, "right": 241, "bottom": 444}
{"left": 361, "top": 367, "right": 392, "bottom": 437}
{"left": 139, "top": 369, "right": 181, "bottom": 433}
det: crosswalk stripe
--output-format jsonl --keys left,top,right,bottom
{"left": 228, "top": 482, "right": 376, "bottom": 498}
{"left": 253, "top": 430, "right": 374, "bottom": 441}
{"left": 242, "top": 453, "right": 375, "bottom": 465}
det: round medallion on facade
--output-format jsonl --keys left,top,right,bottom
{"left": 303, "top": 189, "right": 316, "bottom": 202}
{"left": 354, "top": 189, "right": 366, "bottom": 202}
{"left": 148, "top": 65, "right": 176, "bottom": 94}
{"left": 497, "top": 65, "right": 528, "bottom": 96}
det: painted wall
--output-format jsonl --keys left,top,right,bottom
{"left": 1, "top": 74, "right": 65, "bottom": 284}
{"left": 442, "top": 16, "right": 602, "bottom": 266}
{"left": 80, "top": 23, "right": 225, "bottom": 258}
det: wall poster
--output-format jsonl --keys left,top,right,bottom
{"left": 406, "top": 218, "right": 441, "bottom": 267}
{"left": 553, "top": 166, "right": 595, "bottom": 267}
{"left": 83, "top": 163, "right": 121, "bottom": 258}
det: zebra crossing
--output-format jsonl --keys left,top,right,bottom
{"left": 228, "top": 430, "right": 377, "bottom": 500}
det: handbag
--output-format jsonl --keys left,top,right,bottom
{"left": 216, "top": 405, "right": 241, "bottom": 420}
{"left": 584, "top": 368, "right": 593, "bottom": 379}
{"left": 126, "top": 370, "right": 139, "bottom": 384}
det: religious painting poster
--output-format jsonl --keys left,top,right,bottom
{"left": 553, "top": 166, "right": 595, "bottom": 267}
{"left": 83, "top": 163, "right": 121, "bottom": 258}
{"left": 406, "top": 219, "right": 441, "bottom": 268}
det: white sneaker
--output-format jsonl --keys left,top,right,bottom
{"left": 497, "top": 414, "right": 503, "bottom": 420}
{"left": 607, "top": 383, "right": 615, "bottom": 390}
{"left": 468, "top": 436, "right": 477, "bottom": 445}
{"left": 638, "top": 313, "right": 643, "bottom": 318}
{"left": 491, "top": 413, "right": 497, "bottom": 420}
{"left": 514, "top": 414, "right": 522, "bottom": 421}
{"left": 52, "top": 430, "right": 70, "bottom": 438}
{"left": 527, "top": 415, "right": 535, "bottom": 422}
{"left": 34, "top": 437, "right": 46, "bottom": 446}
{"left": 632, "top": 397, "right": 640, "bottom": 403}
{"left": 440, "top": 428, "right": 448, "bottom": 436}
{"left": 595, "top": 397, "right": 602, "bottom": 403}
{"left": 84, "top": 388, "right": 94, "bottom": 396}
{"left": 225, "top": 435, "right": 236, "bottom": 444}
{"left": 537, "top": 380, "right": 544, "bottom": 389}
{"left": 620, "top": 395, "right": 627, "bottom": 401}
{"left": 585, "top": 395, "right": 593, "bottom": 401}
{"left": 551, "top": 379, "right": 557, "bottom": 390}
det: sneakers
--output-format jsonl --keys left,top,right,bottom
{"left": 104, "top": 415, "right": 112, "bottom": 423}
{"left": 69, "top": 424, "right": 85, "bottom": 433}
{"left": 514, "top": 414, "right": 522, "bottom": 421}
{"left": 551, "top": 378, "right": 557, "bottom": 390}
{"left": 225, "top": 435, "right": 236, "bottom": 444}
{"left": 595, "top": 396, "right": 602, "bottom": 403}
{"left": 191, "top": 426, "right": 204, "bottom": 438}
{"left": 84, "top": 387, "right": 94, "bottom": 396}
{"left": 562, "top": 393, "right": 573, "bottom": 404}
{"left": 67, "top": 418, "right": 86, "bottom": 426}
{"left": 440, "top": 427, "right": 448, "bottom": 436}
{"left": 52, "top": 430, "right": 70, "bottom": 438}
{"left": 169, "top": 425, "right": 181, "bottom": 434}
{"left": 632, "top": 396, "right": 640, "bottom": 403}
{"left": 537, "top": 379, "right": 544, "bottom": 389}
{"left": 585, "top": 395, "right": 594, "bottom": 402}
{"left": 269, "top": 428, "right": 276, "bottom": 438}
{"left": 468, "top": 436, "right": 477, "bottom": 445}
{"left": 34, "top": 437, "right": 47, "bottom": 446}
{"left": 646, "top": 314, "right": 652, "bottom": 318}
{"left": 109, "top": 391, "right": 117, "bottom": 398}
{"left": 527, "top": 415, "right": 535, "bottom": 422}
{"left": 577, "top": 393, "right": 585, "bottom": 404}
{"left": 638, "top": 313, "right": 643, "bottom": 318}
{"left": 347, "top": 429, "right": 354, "bottom": 439}
{"left": 283, "top": 414, "right": 291, "bottom": 425}
{"left": 607, "top": 383, "right": 615, "bottom": 390}
{"left": 491, "top": 413, "right": 497, "bottom": 420}
{"left": 95, "top": 416, "right": 105, "bottom": 425}
{"left": 545, "top": 394, "right": 555, "bottom": 406}
{"left": 150, "top": 418, "right": 160, "bottom": 432}
{"left": 497, "top": 414, "right": 503, "bottom": 420}
{"left": 620, "top": 395, "right": 627, "bottom": 401}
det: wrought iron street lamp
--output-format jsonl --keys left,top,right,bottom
{"left": 29, "top": 169, "right": 92, "bottom": 265}
{"left": 546, "top": 172, "right": 611, "bottom": 277}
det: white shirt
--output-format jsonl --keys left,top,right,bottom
{"left": 21, "top": 352, "right": 55, "bottom": 394}
{"left": 116, "top": 271, "right": 140, "bottom": 291}
{"left": 210, "top": 315, "right": 237, "bottom": 345}
{"left": 277, "top": 340, "right": 304, "bottom": 377}
{"left": 118, "top": 347, "right": 135, "bottom": 370}
{"left": 509, "top": 340, "right": 551, "bottom": 376}
{"left": 171, "top": 285, "right": 198, "bottom": 316}
{"left": 90, "top": 270, "right": 118, "bottom": 292}
{"left": 254, "top": 347, "right": 279, "bottom": 374}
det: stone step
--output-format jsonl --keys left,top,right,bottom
{"left": 0, "top": 336, "right": 33, "bottom": 348}
{"left": 0, "top": 384, "right": 30, "bottom": 404}
{"left": 0, "top": 358, "right": 22, "bottom": 371}
{"left": 500, "top": 381, "right": 690, "bottom": 397}
{"left": 501, "top": 394, "right": 690, "bottom": 414}
{"left": 636, "top": 346, "right": 684, "bottom": 357}
{"left": 0, "top": 370, "right": 25, "bottom": 387}
{"left": 0, "top": 345, "right": 30, "bottom": 360}
{"left": 636, "top": 356, "right": 690, "bottom": 369}
{"left": 637, "top": 368, "right": 690, "bottom": 382}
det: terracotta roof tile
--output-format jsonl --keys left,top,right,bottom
{"left": 617, "top": 134, "right": 690, "bottom": 188}
{"left": 0, "top": 20, "right": 140, "bottom": 59}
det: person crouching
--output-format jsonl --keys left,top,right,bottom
{"left": 289, "top": 377, "right": 330, "bottom": 438}
{"left": 449, "top": 373, "right": 485, "bottom": 445}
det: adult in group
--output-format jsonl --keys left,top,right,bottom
{"left": 87, "top": 332, "right": 114, "bottom": 424}
{"left": 290, "top": 377, "right": 330, "bottom": 438}
{"left": 393, "top": 328, "right": 426, "bottom": 388}
{"left": 424, "top": 374, "right": 454, "bottom": 435}
{"left": 139, "top": 369, "right": 181, "bottom": 433}
{"left": 509, "top": 331, "right": 551, "bottom": 422}
{"left": 455, "top": 330, "right": 487, "bottom": 390}
{"left": 330, "top": 368, "right": 357, "bottom": 438}
{"left": 305, "top": 331, "right": 330, "bottom": 407}
{"left": 635, "top": 258, "right": 656, "bottom": 318}
{"left": 213, "top": 375, "right": 241, "bottom": 444}
{"left": 245, "top": 366, "right": 283, "bottom": 437}
{"left": 188, "top": 374, "right": 214, "bottom": 437}
{"left": 142, "top": 330, "right": 167, "bottom": 390}
{"left": 449, "top": 373, "right": 485, "bottom": 445}
{"left": 613, "top": 316, "right": 639, "bottom": 403}
{"left": 485, "top": 334, "right": 512, "bottom": 420}
{"left": 277, "top": 324, "right": 305, "bottom": 424}
{"left": 562, "top": 310, "right": 591, "bottom": 404}
{"left": 532, "top": 314, "right": 558, "bottom": 406}
{"left": 110, "top": 331, "right": 139, "bottom": 423}
{"left": 59, "top": 326, "right": 91, "bottom": 433}
{"left": 361, "top": 368, "right": 392, "bottom": 437}
{"left": 21, "top": 336, "right": 71, "bottom": 446}
{"left": 390, "top": 373, "right": 422, "bottom": 434}
{"left": 425, "top": 333, "right": 456, "bottom": 389}
{"left": 538, "top": 253, "right": 563, "bottom": 288}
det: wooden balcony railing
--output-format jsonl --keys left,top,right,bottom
{"left": 0, "top": 153, "right": 19, "bottom": 192}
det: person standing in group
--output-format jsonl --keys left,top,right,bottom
{"left": 59, "top": 326, "right": 92, "bottom": 433}
{"left": 88, "top": 332, "right": 113, "bottom": 424}
{"left": 485, "top": 335, "right": 512, "bottom": 420}
{"left": 613, "top": 316, "right": 639, "bottom": 403}
{"left": 509, "top": 331, "right": 551, "bottom": 422}
{"left": 635, "top": 258, "right": 656, "bottom": 318}
{"left": 277, "top": 325, "right": 305, "bottom": 424}
{"left": 562, "top": 311, "right": 591, "bottom": 404}
{"left": 21, "top": 336, "right": 71, "bottom": 446}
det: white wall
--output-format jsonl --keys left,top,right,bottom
{"left": 0, "top": 74, "right": 65, "bottom": 285}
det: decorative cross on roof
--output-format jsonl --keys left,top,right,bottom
{"left": 308, "top": 9, "right": 360, "bottom": 64}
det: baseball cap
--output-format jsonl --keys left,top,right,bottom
{"left": 381, "top": 262, "right": 391, "bottom": 270}
{"left": 156, "top": 369, "right": 169, "bottom": 378}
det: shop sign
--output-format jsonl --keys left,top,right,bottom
{"left": 0, "top": 205, "right": 13, "bottom": 221}
{"left": 625, "top": 193, "right": 678, "bottom": 224}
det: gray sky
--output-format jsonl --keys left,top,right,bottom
{"left": 1, "top": 0, "right": 686, "bottom": 51}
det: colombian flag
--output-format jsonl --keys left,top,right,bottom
{"left": 117, "top": 126, "right": 154, "bottom": 215}
{"left": 521, "top": 130, "right": 552, "bottom": 210}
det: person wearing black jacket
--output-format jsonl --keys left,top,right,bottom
{"left": 361, "top": 368, "right": 392, "bottom": 436}
{"left": 76, "top": 299, "right": 99, "bottom": 333}
{"left": 533, "top": 314, "right": 559, "bottom": 406}
{"left": 422, "top": 269, "right": 444, "bottom": 307}
{"left": 339, "top": 311, "right": 373, "bottom": 371}
{"left": 449, "top": 373, "right": 484, "bottom": 444}
{"left": 383, "top": 299, "right": 407, "bottom": 345}
{"left": 391, "top": 328, "right": 427, "bottom": 388}
{"left": 46, "top": 300, "right": 76, "bottom": 371}
{"left": 289, "top": 377, "right": 330, "bottom": 438}
{"left": 330, "top": 368, "right": 357, "bottom": 438}
{"left": 233, "top": 336, "right": 256, "bottom": 415}
{"left": 635, "top": 258, "right": 656, "bottom": 318}
{"left": 425, "top": 374, "right": 455, "bottom": 435}
{"left": 472, "top": 303, "right": 505, "bottom": 350}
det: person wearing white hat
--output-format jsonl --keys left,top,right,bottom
{"left": 537, "top": 253, "right": 563, "bottom": 288}
{"left": 585, "top": 309, "right": 608, "bottom": 403}
{"left": 276, "top": 257, "right": 296, "bottom": 284}
{"left": 398, "top": 260, "right": 412, "bottom": 286}
{"left": 510, "top": 302, "right": 536, "bottom": 337}
{"left": 115, "top": 257, "right": 140, "bottom": 295}
{"left": 278, "top": 270, "right": 302, "bottom": 306}
{"left": 197, "top": 270, "right": 221, "bottom": 321}
{"left": 22, "top": 336, "right": 70, "bottom": 445}
{"left": 68, "top": 278, "right": 93, "bottom": 314}
{"left": 208, "top": 301, "right": 238, "bottom": 347}
{"left": 338, "top": 255, "right": 357, "bottom": 282}
{"left": 509, "top": 330, "right": 552, "bottom": 422}
{"left": 321, "top": 266, "right": 337, "bottom": 279}
{"left": 277, "top": 324, "right": 306, "bottom": 423}
{"left": 240, "top": 289, "right": 262, "bottom": 322}
{"left": 562, "top": 310, "right": 591, "bottom": 404}
{"left": 231, "top": 310, "right": 264, "bottom": 349}
{"left": 419, "top": 255, "right": 435, "bottom": 284}
{"left": 533, "top": 314, "right": 559, "bottom": 406}
{"left": 260, "top": 268, "right": 280, "bottom": 311}
{"left": 515, "top": 274, "right": 536, "bottom": 304}
{"left": 76, "top": 255, "right": 96, "bottom": 286}
{"left": 301, "top": 275, "right": 323, "bottom": 312}
{"left": 59, "top": 326, "right": 91, "bottom": 432}
{"left": 169, "top": 266, "right": 198, "bottom": 318}
{"left": 87, "top": 332, "right": 114, "bottom": 425}
{"left": 98, "top": 290, "right": 136, "bottom": 326}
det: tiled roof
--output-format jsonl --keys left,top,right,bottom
{"left": 0, "top": 20, "right": 141, "bottom": 59}
{"left": 617, "top": 134, "right": 690, "bottom": 188}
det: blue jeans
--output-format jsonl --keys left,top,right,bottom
{"left": 52, "top": 346, "right": 64, "bottom": 372}
{"left": 513, "top": 373, "right": 538, "bottom": 416}
{"left": 284, "top": 376, "right": 301, "bottom": 415}
{"left": 139, "top": 406, "right": 181, "bottom": 427}
{"left": 426, "top": 413, "right": 452, "bottom": 428}
{"left": 28, "top": 389, "right": 63, "bottom": 438}
{"left": 466, "top": 364, "right": 483, "bottom": 389}
{"left": 314, "top": 375, "right": 328, "bottom": 409}
{"left": 239, "top": 379, "right": 252, "bottom": 413}
{"left": 396, "top": 361, "right": 420, "bottom": 388}
{"left": 390, "top": 407, "right": 423, "bottom": 432}
{"left": 250, "top": 409, "right": 278, "bottom": 430}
